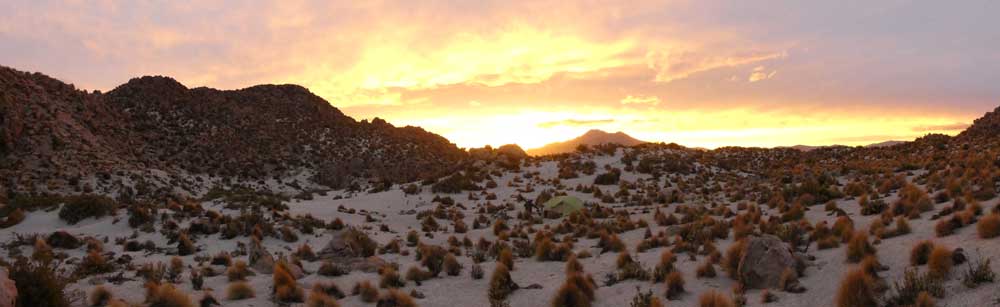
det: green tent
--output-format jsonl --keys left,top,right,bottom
{"left": 543, "top": 195, "right": 585, "bottom": 216}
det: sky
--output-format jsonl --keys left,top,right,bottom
{"left": 2, "top": 1, "right": 998, "bottom": 149}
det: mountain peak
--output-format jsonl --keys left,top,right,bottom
{"left": 527, "top": 129, "right": 646, "bottom": 156}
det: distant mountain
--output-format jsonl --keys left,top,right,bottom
{"left": 0, "top": 65, "right": 466, "bottom": 197}
{"left": 527, "top": 129, "right": 646, "bottom": 156}
{"left": 865, "top": 140, "right": 905, "bottom": 148}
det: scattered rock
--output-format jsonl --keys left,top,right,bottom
{"left": 409, "top": 289, "right": 425, "bottom": 299}
{"left": 738, "top": 235, "right": 804, "bottom": 291}
{"left": 47, "top": 231, "right": 81, "bottom": 249}
{"left": 952, "top": 248, "right": 967, "bottom": 265}
{"left": 248, "top": 239, "right": 274, "bottom": 274}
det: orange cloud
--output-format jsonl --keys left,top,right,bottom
{"left": 620, "top": 95, "right": 660, "bottom": 106}
{"left": 646, "top": 50, "right": 787, "bottom": 83}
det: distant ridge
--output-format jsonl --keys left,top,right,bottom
{"left": 527, "top": 129, "right": 646, "bottom": 156}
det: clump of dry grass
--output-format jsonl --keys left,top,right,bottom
{"left": 846, "top": 232, "right": 875, "bottom": 263}
{"left": 444, "top": 252, "right": 463, "bottom": 276}
{"left": 551, "top": 279, "right": 591, "bottom": 307}
{"left": 377, "top": 289, "right": 417, "bottom": 307}
{"left": 910, "top": 240, "right": 935, "bottom": 266}
{"left": 914, "top": 291, "right": 935, "bottom": 307}
{"left": 927, "top": 246, "right": 952, "bottom": 279}
{"left": 379, "top": 267, "right": 405, "bottom": 288}
{"left": 723, "top": 239, "right": 747, "bottom": 278}
{"left": 354, "top": 281, "right": 379, "bottom": 303}
{"left": 696, "top": 260, "right": 717, "bottom": 278}
{"left": 499, "top": 247, "right": 514, "bottom": 270}
{"left": 146, "top": 283, "right": 194, "bottom": 307}
{"left": 977, "top": 213, "right": 1000, "bottom": 238}
{"left": 226, "top": 260, "right": 252, "bottom": 281}
{"left": 665, "top": 271, "right": 685, "bottom": 300}
{"left": 835, "top": 269, "right": 877, "bottom": 307}
{"left": 89, "top": 285, "right": 113, "bottom": 307}
{"left": 698, "top": 290, "right": 735, "bottom": 307}
{"left": 489, "top": 263, "right": 518, "bottom": 302}
{"left": 274, "top": 262, "right": 303, "bottom": 302}
{"left": 226, "top": 282, "right": 255, "bottom": 300}
{"left": 306, "top": 289, "right": 340, "bottom": 307}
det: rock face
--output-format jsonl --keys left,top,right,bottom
{"left": 0, "top": 65, "right": 466, "bottom": 197}
{"left": 738, "top": 235, "right": 804, "bottom": 290}
{"left": 248, "top": 239, "right": 275, "bottom": 274}
{"left": 0, "top": 268, "right": 14, "bottom": 307}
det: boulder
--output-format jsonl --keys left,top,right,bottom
{"left": 738, "top": 235, "right": 805, "bottom": 291}
{"left": 248, "top": 239, "right": 274, "bottom": 274}
{"left": 318, "top": 229, "right": 387, "bottom": 273}
{"left": 0, "top": 268, "right": 15, "bottom": 307}
{"left": 47, "top": 231, "right": 81, "bottom": 249}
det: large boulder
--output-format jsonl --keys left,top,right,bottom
{"left": 738, "top": 235, "right": 805, "bottom": 291}
{"left": 319, "top": 229, "right": 386, "bottom": 273}
{"left": 0, "top": 268, "right": 14, "bottom": 307}
{"left": 248, "top": 239, "right": 275, "bottom": 274}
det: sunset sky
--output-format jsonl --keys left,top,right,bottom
{"left": 2, "top": 1, "right": 998, "bottom": 149}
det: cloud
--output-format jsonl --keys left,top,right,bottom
{"left": 620, "top": 95, "right": 660, "bottom": 106}
{"left": 748, "top": 66, "right": 777, "bottom": 82}
{"left": 468, "top": 100, "right": 481, "bottom": 107}
{"left": 911, "top": 123, "right": 970, "bottom": 132}
{"left": 646, "top": 50, "right": 786, "bottom": 83}
{"left": 537, "top": 119, "right": 614, "bottom": 128}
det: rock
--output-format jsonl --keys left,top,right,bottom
{"left": 409, "top": 290, "right": 425, "bottom": 299}
{"left": 524, "top": 283, "right": 543, "bottom": 289}
{"left": 248, "top": 239, "right": 274, "bottom": 274}
{"left": 0, "top": 268, "right": 15, "bottom": 307}
{"left": 318, "top": 229, "right": 387, "bottom": 273}
{"left": 47, "top": 231, "right": 81, "bottom": 249}
{"left": 952, "top": 248, "right": 967, "bottom": 265}
{"left": 738, "top": 235, "right": 804, "bottom": 291}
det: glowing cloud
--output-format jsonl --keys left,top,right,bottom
{"left": 620, "top": 95, "right": 661, "bottom": 106}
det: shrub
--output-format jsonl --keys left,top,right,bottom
{"left": 934, "top": 218, "right": 958, "bottom": 237}
{"left": 419, "top": 244, "right": 448, "bottom": 276}
{"left": 471, "top": 263, "right": 485, "bottom": 280}
{"left": 616, "top": 252, "right": 635, "bottom": 269}
{"left": 9, "top": 258, "right": 69, "bottom": 307}
{"left": 566, "top": 254, "right": 584, "bottom": 274}
{"left": 0, "top": 208, "right": 25, "bottom": 228}
{"left": 380, "top": 267, "right": 405, "bottom": 288}
{"left": 211, "top": 252, "right": 232, "bottom": 266}
{"left": 551, "top": 280, "right": 591, "bottom": 307}
{"left": 89, "top": 285, "right": 113, "bottom": 307}
{"left": 378, "top": 289, "right": 417, "bottom": 307}
{"left": 318, "top": 261, "right": 347, "bottom": 277}
{"left": 147, "top": 283, "right": 194, "bottom": 307}
{"left": 274, "top": 262, "right": 303, "bottom": 302}
{"left": 226, "top": 260, "right": 252, "bottom": 281}
{"left": 696, "top": 261, "right": 716, "bottom": 278}
{"left": 926, "top": 246, "right": 952, "bottom": 279}
{"left": 405, "top": 266, "right": 432, "bottom": 285}
{"left": 835, "top": 269, "right": 877, "bottom": 307}
{"left": 760, "top": 289, "right": 776, "bottom": 303}
{"left": 723, "top": 240, "right": 747, "bottom": 278}
{"left": 885, "top": 269, "right": 944, "bottom": 306}
{"left": 894, "top": 217, "right": 911, "bottom": 236}
{"left": 177, "top": 233, "right": 194, "bottom": 256}
{"left": 312, "top": 282, "right": 346, "bottom": 299}
{"left": 846, "top": 232, "right": 875, "bottom": 263}
{"left": 665, "top": 271, "right": 685, "bottom": 300}
{"left": 356, "top": 281, "right": 379, "bottom": 303}
{"left": 629, "top": 287, "right": 663, "bottom": 307}
{"left": 499, "top": 248, "right": 514, "bottom": 270}
{"left": 58, "top": 195, "right": 116, "bottom": 224}
{"left": 344, "top": 228, "right": 378, "bottom": 257}
{"left": 226, "top": 282, "right": 255, "bottom": 300}
{"left": 910, "top": 241, "right": 935, "bottom": 266}
{"left": 306, "top": 289, "right": 340, "bottom": 307}
{"left": 698, "top": 290, "right": 734, "bottom": 307}
{"left": 489, "top": 263, "right": 518, "bottom": 301}
{"left": 296, "top": 244, "right": 316, "bottom": 261}
{"left": 962, "top": 257, "right": 996, "bottom": 288}
{"left": 977, "top": 213, "right": 1000, "bottom": 238}
{"left": 444, "top": 253, "right": 463, "bottom": 276}
{"left": 914, "top": 292, "right": 934, "bottom": 307}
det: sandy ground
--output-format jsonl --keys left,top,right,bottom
{"left": 3, "top": 150, "right": 999, "bottom": 307}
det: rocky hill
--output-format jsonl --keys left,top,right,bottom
{"left": 0, "top": 66, "right": 466, "bottom": 198}
{"left": 527, "top": 129, "right": 646, "bottom": 156}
